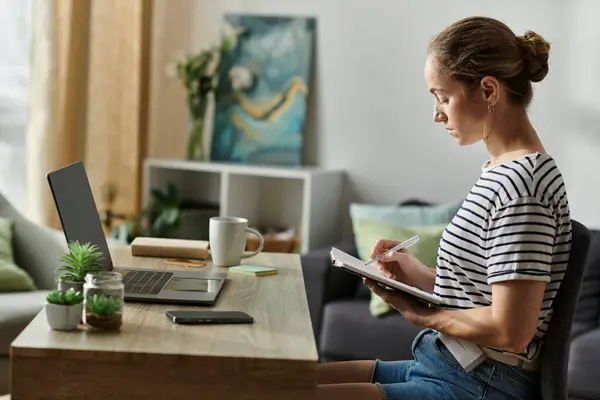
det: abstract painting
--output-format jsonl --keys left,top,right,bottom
{"left": 210, "top": 14, "right": 316, "bottom": 166}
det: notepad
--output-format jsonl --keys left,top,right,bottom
{"left": 229, "top": 265, "right": 278, "bottom": 277}
{"left": 330, "top": 247, "right": 442, "bottom": 306}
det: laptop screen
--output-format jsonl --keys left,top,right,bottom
{"left": 47, "top": 161, "right": 114, "bottom": 271}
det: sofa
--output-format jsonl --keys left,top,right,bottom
{"left": 0, "top": 194, "right": 66, "bottom": 395}
{"left": 301, "top": 230, "right": 600, "bottom": 399}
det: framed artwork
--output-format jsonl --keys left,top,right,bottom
{"left": 210, "top": 14, "right": 316, "bottom": 166}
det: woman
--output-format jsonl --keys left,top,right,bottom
{"left": 317, "top": 16, "right": 572, "bottom": 400}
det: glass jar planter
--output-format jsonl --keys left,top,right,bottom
{"left": 83, "top": 272, "right": 124, "bottom": 331}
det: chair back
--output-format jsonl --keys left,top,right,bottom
{"left": 540, "top": 219, "right": 591, "bottom": 400}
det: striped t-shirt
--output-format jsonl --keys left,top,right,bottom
{"left": 434, "top": 152, "right": 572, "bottom": 360}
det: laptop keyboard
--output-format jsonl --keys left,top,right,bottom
{"left": 123, "top": 271, "right": 174, "bottom": 296}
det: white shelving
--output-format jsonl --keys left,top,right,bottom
{"left": 142, "top": 159, "right": 346, "bottom": 254}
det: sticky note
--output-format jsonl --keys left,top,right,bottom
{"left": 229, "top": 265, "right": 278, "bottom": 277}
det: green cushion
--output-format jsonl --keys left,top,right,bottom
{"left": 0, "top": 217, "right": 36, "bottom": 292}
{"left": 353, "top": 220, "right": 446, "bottom": 270}
{"left": 350, "top": 202, "right": 460, "bottom": 227}
{"left": 349, "top": 201, "right": 460, "bottom": 316}
{"left": 355, "top": 221, "right": 446, "bottom": 316}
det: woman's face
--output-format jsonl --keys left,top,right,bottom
{"left": 424, "top": 54, "right": 487, "bottom": 146}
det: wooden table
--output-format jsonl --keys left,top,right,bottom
{"left": 10, "top": 248, "right": 318, "bottom": 399}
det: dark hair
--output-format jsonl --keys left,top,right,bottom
{"left": 429, "top": 16, "right": 550, "bottom": 108}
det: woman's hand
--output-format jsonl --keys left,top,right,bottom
{"left": 370, "top": 239, "right": 425, "bottom": 283}
{"left": 363, "top": 278, "right": 433, "bottom": 325}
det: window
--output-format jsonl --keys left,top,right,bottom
{"left": 0, "top": 0, "right": 32, "bottom": 215}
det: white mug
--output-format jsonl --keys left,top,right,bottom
{"left": 209, "top": 217, "right": 264, "bottom": 267}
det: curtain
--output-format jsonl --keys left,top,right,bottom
{"left": 26, "top": 0, "right": 152, "bottom": 231}
{"left": 26, "top": 0, "right": 90, "bottom": 229}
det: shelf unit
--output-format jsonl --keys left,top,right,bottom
{"left": 142, "top": 159, "right": 346, "bottom": 254}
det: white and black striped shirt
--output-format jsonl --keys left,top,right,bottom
{"left": 434, "top": 152, "right": 572, "bottom": 360}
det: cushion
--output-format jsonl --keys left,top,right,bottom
{"left": 358, "top": 222, "right": 447, "bottom": 316}
{"left": 0, "top": 217, "right": 36, "bottom": 292}
{"left": 350, "top": 201, "right": 461, "bottom": 316}
{"left": 350, "top": 201, "right": 460, "bottom": 227}
{"left": 353, "top": 221, "right": 447, "bottom": 270}
{"left": 320, "top": 299, "right": 423, "bottom": 362}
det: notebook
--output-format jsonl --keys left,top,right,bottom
{"left": 330, "top": 247, "right": 442, "bottom": 306}
{"left": 130, "top": 237, "right": 210, "bottom": 260}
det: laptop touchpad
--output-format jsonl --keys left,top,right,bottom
{"left": 163, "top": 277, "right": 222, "bottom": 293}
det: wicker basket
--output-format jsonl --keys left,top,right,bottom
{"left": 246, "top": 228, "right": 301, "bottom": 254}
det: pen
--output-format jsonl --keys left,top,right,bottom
{"left": 365, "top": 235, "right": 420, "bottom": 265}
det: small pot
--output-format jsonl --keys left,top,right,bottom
{"left": 45, "top": 302, "right": 83, "bottom": 331}
{"left": 57, "top": 279, "right": 84, "bottom": 293}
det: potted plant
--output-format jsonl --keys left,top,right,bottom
{"left": 56, "top": 241, "right": 105, "bottom": 293}
{"left": 84, "top": 294, "right": 123, "bottom": 331}
{"left": 109, "top": 183, "right": 220, "bottom": 244}
{"left": 109, "top": 183, "right": 182, "bottom": 244}
{"left": 45, "top": 288, "right": 84, "bottom": 331}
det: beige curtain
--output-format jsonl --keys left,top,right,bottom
{"left": 26, "top": 0, "right": 90, "bottom": 229}
{"left": 26, "top": 0, "right": 152, "bottom": 231}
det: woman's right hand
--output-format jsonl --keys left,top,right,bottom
{"left": 370, "top": 239, "right": 424, "bottom": 283}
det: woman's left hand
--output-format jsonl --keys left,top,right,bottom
{"left": 363, "top": 278, "right": 433, "bottom": 326}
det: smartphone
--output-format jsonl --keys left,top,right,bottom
{"left": 165, "top": 310, "right": 254, "bottom": 325}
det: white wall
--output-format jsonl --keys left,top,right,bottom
{"left": 164, "top": 0, "right": 600, "bottom": 230}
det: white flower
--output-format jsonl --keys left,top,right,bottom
{"left": 229, "top": 65, "right": 253, "bottom": 91}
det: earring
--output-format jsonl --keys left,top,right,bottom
{"left": 488, "top": 103, "right": 496, "bottom": 113}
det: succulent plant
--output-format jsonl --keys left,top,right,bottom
{"left": 57, "top": 241, "right": 105, "bottom": 283}
{"left": 86, "top": 294, "right": 122, "bottom": 316}
{"left": 46, "top": 288, "right": 83, "bottom": 306}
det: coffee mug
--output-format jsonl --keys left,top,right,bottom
{"left": 209, "top": 217, "right": 264, "bottom": 267}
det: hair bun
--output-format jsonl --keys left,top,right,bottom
{"left": 517, "top": 30, "right": 550, "bottom": 83}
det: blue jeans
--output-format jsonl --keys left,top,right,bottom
{"left": 372, "top": 329, "right": 541, "bottom": 400}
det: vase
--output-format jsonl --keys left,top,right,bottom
{"left": 57, "top": 279, "right": 84, "bottom": 293}
{"left": 45, "top": 302, "right": 83, "bottom": 331}
{"left": 187, "top": 117, "right": 206, "bottom": 161}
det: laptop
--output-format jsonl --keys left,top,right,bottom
{"left": 46, "top": 161, "right": 227, "bottom": 305}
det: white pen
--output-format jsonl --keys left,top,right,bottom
{"left": 365, "top": 235, "right": 420, "bottom": 266}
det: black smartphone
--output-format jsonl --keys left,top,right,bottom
{"left": 165, "top": 310, "right": 254, "bottom": 325}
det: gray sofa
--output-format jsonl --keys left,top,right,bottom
{"left": 0, "top": 194, "right": 66, "bottom": 395}
{"left": 301, "top": 239, "right": 422, "bottom": 363}
{"left": 301, "top": 232, "right": 600, "bottom": 399}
